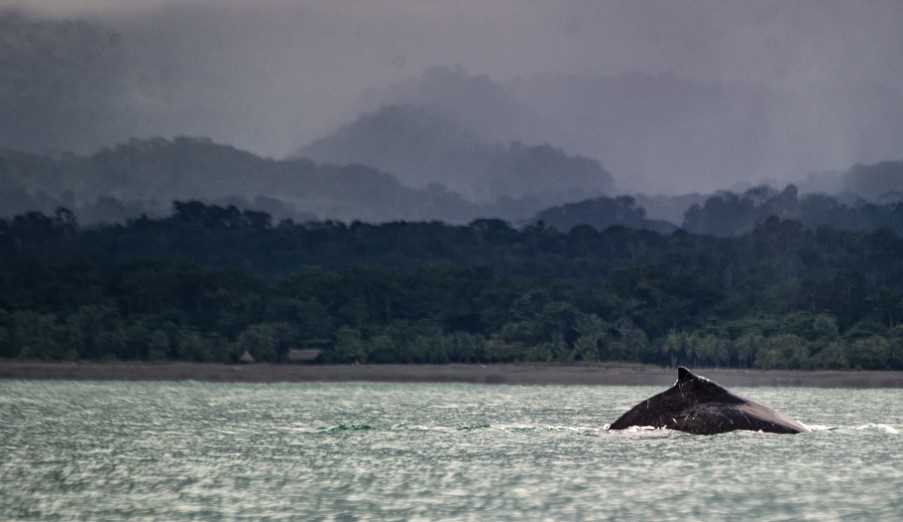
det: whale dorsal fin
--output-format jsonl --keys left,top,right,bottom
{"left": 677, "top": 366, "right": 698, "bottom": 383}
{"left": 673, "top": 367, "right": 739, "bottom": 403}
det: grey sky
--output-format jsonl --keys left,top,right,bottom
{"left": 8, "top": 0, "right": 903, "bottom": 192}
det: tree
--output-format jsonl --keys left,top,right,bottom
{"left": 661, "top": 331, "right": 688, "bottom": 367}
{"left": 848, "top": 336, "right": 890, "bottom": 369}
{"left": 236, "top": 323, "right": 293, "bottom": 363}
{"left": 0, "top": 324, "right": 13, "bottom": 358}
{"left": 333, "top": 326, "right": 366, "bottom": 363}
{"left": 573, "top": 314, "right": 609, "bottom": 362}
{"left": 148, "top": 330, "right": 170, "bottom": 361}
{"left": 812, "top": 314, "right": 840, "bottom": 340}
{"left": 175, "top": 331, "right": 214, "bottom": 362}
{"left": 755, "top": 335, "right": 808, "bottom": 369}
{"left": 733, "top": 333, "right": 763, "bottom": 368}
{"left": 95, "top": 329, "right": 127, "bottom": 361}
{"left": 811, "top": 341, "right": 849, "bottom": 369}
{"left": 12, "top": 312, "right": 67, "bottom": 360}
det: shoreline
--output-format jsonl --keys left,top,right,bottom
{"left": 2, "top": 360, "right": 903, "bottom": 387}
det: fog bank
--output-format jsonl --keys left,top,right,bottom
{"left": 5, "top": 0, "right": 903, "bottom": 193}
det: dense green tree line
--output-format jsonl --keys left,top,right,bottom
{"left": 2, "top": 202, "right": 903, "bottom": 368}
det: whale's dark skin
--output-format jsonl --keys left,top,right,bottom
{"left": 609, "top": 367, "right": 808, "bottom": 435}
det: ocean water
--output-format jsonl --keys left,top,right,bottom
{"left": 1, "top": 380, "right": 902, "bottom": 521}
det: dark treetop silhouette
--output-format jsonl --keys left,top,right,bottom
{"left": 3, "top": 203, "right": 903, "bottom": 367}
{"left": 609, "top": 367, "right": 808, "bottom": 435}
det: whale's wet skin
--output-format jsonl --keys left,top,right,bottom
{"left": 3, "top": 381, "right": 903, "bottom": 520}
{"left": 609, "top": 367, "right": 808, "bottom": 434}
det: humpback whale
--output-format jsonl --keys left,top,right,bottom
{"left": 609, "top": 367, "right": 808, "bottom": 435}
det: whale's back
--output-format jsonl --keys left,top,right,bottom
{"left": 609, "top": 367, "right": 807, "bottom": 435}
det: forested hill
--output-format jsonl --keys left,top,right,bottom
{"left": 0, "top": 137, "right": 482, "bottom": 224}
{"left": 0, "top": 135, "right": 615, "bottom": 226}
{"left": 2, "top": 202, "right": 903, "bottom": 369}
{"left": 683, "top": 184, "right": 903, "bottom": 237}
{"left": 526, "top": 183, "right": 903, "bottom": 238}
{"left": 301, "top": 104, "right": 615, "bottom": 206}
{"left": 532, "top": 196, "right": 678, "bottom": 235}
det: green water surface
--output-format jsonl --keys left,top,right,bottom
{"left": 1, "top": 381, "right": 901, "bottom": 520}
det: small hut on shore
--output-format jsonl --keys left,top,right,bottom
{"left": 238, "top": 350, "right": 256, "bottom": 364}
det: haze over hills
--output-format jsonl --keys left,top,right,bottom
{"left": 4, "top": 3, "right": 903, "bottom": 235}
{"left": 5, "top": 3, "right": 903, "bottom": 196}
{"left": 0, "top": 137, "right": 485, "bottom": 224}
{"left": 5, "top": 134, "right": 903, "bottom": 241}
{"left": 363, "top": 67, "right": 775, "bottom": 193}
{"left": 301, "top": 104, "right": 615, "bottom": 207}
{"left": 532, "top": 196, "right": 678, "bottom": 236}
{"left": 0, "top": 136, "right": 613, "bottom": 226}
{"left": 357, "top": 65, "right": 538, "bottom": 147}
{"left": 339, "top": 64, "right": 903, "bottom": 195}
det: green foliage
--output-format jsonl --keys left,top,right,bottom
{"left": 811, "top": 341, "right": 849, "bottom": 369}
{"left": 847, "top": 337, "right": 890, "bottom": 370}
{"left": 235, "top": 323, "right": 295, "bottom": 363}
{"left": 754, "top": 335, "right": 809, "bottom": 369}
{"left": 175, "top": 331, "right": 215, "bottom": 362}
{"left": 333, "top": 327, "right": 366, "bottom": 364}
{"left": 148, "top": 330, "right": 170, "bottom": 361}
{"left": 574, "top": 314, "right": 609, "bottom": 362}
{"left": 11, "top": 311, "right": 69, "bottom": 360}
{"left": 2, "top": 202, "right": 903, "bottom": 369}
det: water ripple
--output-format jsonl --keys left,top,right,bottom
{"left": 2, "top": 381, "right": 903, "bottom": 520}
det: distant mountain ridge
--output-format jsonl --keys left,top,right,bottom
{"left": 0, "top": 137, "right": 483, "bottom": 224}
{"left": 5, "top": 134, "right": 903, "bottom": 238}
{"left": 300, "top": 104, "right": 615, "bottom": 207}
{"left": 0, "top": 136, "right": 614, "bottom": 227}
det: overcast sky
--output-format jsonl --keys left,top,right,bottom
{"left": 8, "top": 0, "right": 903, "bottom": 192}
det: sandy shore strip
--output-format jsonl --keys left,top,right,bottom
{"left": 2, "top": 360, "right": 903, "bottom": 387}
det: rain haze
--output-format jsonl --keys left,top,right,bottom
{"left": 5, "top": 0, "right": 903, "bottom": 193}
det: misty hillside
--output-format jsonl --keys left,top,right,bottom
{"left": 366, "top": 67, "right": 903, "bottom": 195}
{"left": 362, "top": 68, "right": 778, "bottom": 193}
{"left": 632, "top": 193, "right": 708, "bottom": 225}
{"left": 632, "top": 163, "right": 903, "bottom": 230}
{"left": 531, "top": 196, "right": 677, "bottom": 235}
{"left": 683, "top": 184, "right": 903, "bottom": 237}
{"left": 301, "top": 104, "right": 615, "bottom": 206}
{"left": 358, "top": 65, "right": 541, "bottom": 146}
{"left": 528, "top": 170, "right": 903, "bottom": 238}
{"left": 0, "top": 137, "right": 485, "bottom": 224}
{"left": 6, "top": 133, "right": 903, "bottom": 238}
{"left": 844, "top": 161, "right": 903, "bottom": 200}
{"left": 4, "top": 5, "right": 903, "bottom": 197}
